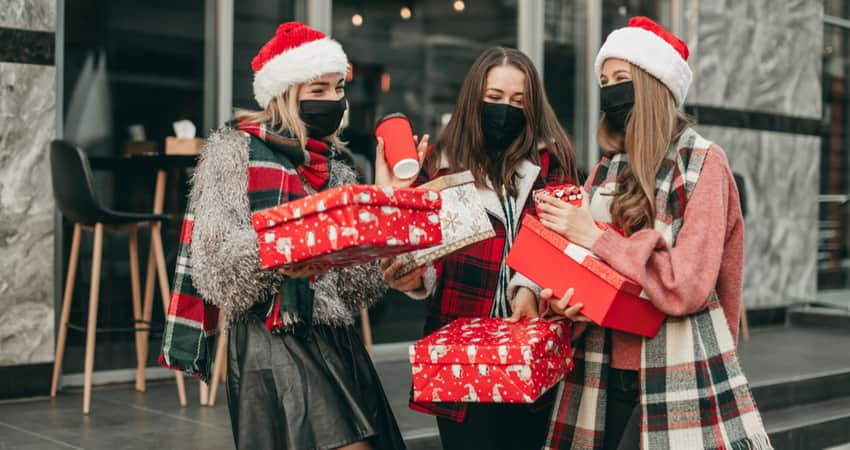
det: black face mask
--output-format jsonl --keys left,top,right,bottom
{"left": 299, "top": 97, "right": 347, "bottom": 139}
{"left": 600, "top": 81, "right": 635, "bottom": 132}
{"left": 480, "top": 101, "right": 526, "bottom": 151}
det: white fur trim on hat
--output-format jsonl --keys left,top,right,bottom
{"left": 253, "top": 37, "right": 349, "bottom": 108}
{"left": 594, "top": 27, "right": 692, "bottom": 105}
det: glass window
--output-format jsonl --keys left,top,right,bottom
{"left": 544, "top": 0, "right": 586, "bottom": 168}
{"left": 602, "top": 0, "right": 671, "bottom": 36}
{"left": 232, "top": 1, "right": 298, "bottom": 110}
{"left": 62, "top": 0, "right": 208, "bottom": 373}
{"left": 818, "top": 20, "right": 850, "bottom": 290}
{"left": 332, "top": 0, "right": 517, "bottom": 343}
{"left": 333, "top": 0, "right": 517, "bottom": 162}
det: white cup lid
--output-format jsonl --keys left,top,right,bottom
{"left": 393, "top": 158, "right": 420, "bottom": 179}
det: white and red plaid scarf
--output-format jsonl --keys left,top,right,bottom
{"left": 545, "top": 128, "right": 772, "bottom": 450}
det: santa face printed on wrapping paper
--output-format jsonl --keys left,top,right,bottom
{"left": 478, "top": 364, "right": 490, "bottom": 376}
{"left": 492, "top": 384, "right": 504, "bottom": 403}
{"left": 452, "top": 364, "right": 463, "bottom": 378}
{"left": 276, "top": 237, "right": 293, "bottom": 262}
{"left": 462, "top": 384, "right": 479, "bottom": 402}
{"left": 327, "top": 225, "right": 338, "bottom": 249}
{"left": 429, "top": 344, "right": 447, "bottom": 363}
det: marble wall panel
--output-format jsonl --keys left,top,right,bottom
{"left": 699, "top": 125, "right": 820, "bottom": 308}
{"left": 0, "top": 0, "right": 55, "bottom": 32}
{"left": 692, "top": 0, "right": 822, "bottom": 119}
{"left": 0, "top": 61, "right": 55, "bottom": 365}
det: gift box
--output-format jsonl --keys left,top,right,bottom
{"left": 409, "top": 317, "right": 572, "bottom": 404}
{"left": 252, "top": 184, "right": 443, "bottom": 269}
{"left": 506, "top": 216, "right": 665, "bottom": 337}
{"left": 533, "top": 184, "right": 584, "bottom": 210}
{"left": 394, "top": 171, "right": 495, "bottom": 277}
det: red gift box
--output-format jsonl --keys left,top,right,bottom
{"left": 409, "top": 317, "right": 573, "bottom": 404}
{"left": 252, "top": 184, "right": 443, "bottom": 269}
{"left": 506, "top": 216, "right": 665, "bottom": 337}
{"left": 533, "top": 184, "right": 584, "bottom": 210}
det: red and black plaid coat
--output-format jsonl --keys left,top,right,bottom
{"left": 410, "top": 147, "right": 576, "bottom": 422}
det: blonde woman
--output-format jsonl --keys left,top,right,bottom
{"left": 513, "top": 17, "right": 772, "bottom": 450}
{"left": 160, "top": 23, "right": 404, "bottom": 450}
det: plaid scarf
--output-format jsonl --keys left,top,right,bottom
{"left": 546, "top": 128, "right": 771, "bottom": 449}
{"left": 159, "top": 124, "right": 333, "bottom": 381}
{"left": 410, "top": 150, "right": 573, "bottom": 422}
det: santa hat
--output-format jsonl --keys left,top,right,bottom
{"left": 594, "top": 17, "right": 692, "bottom": 105}
{"left": 252, "top": 22, "right": 349, "bottom": 108}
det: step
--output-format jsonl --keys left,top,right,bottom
{"left": 788, "top": 306, "right": 850, "bottom": 329}
{"left": 824, "top": 444, "right": 850, "bottom": 450}
{"left": 751, "top": 369, "right": 850, "bottom": 412}
{"left": 764, "top": 396, "right": 850, "bottom": 450}
{"left": 406, "top": 435, "right": 442, "bottom": 450}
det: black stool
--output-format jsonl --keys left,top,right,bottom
{"left": 48, "top": 140, "right": 187, "bottom": 414}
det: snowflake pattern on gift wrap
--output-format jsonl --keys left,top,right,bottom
{"left": 442, "top": 210, "right": 462, "bottom": 234}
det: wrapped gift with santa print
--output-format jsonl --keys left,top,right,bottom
{"left": 252, "top": 184, "right": 443, "bottom": 270}
{"left": 409, "top": 317, "right": 572, "bottom": 404}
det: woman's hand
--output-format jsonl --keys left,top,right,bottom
{"left": 374, "top": 134, "right": 430, "bottom": 187}
{"left": 541, "top": 288, "right": 592, "bottom": 322}
{"left": 380, "top": 258, "right": 426, "bottom": 292}
{"left": 278, "top": 263, "right": 328, "bottom": 279}
{"left": 507, "top": 287, "right": 540, "bottom": 322}
{"left": 537, "top": 188, "right": 604, "bottom": 249}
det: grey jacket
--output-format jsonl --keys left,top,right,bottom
{"left": 189, "top": 128, "right": 386, "bottom": 327}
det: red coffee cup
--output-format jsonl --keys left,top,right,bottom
{"left": 375, "top": 113, "right": 420, "bottom": 179}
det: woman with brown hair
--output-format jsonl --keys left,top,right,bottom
{"left": 525, "top": 17, "right": 771, "bottom": 450}
{"left": 377, "top": 46, "right": 579, "bottom": 450}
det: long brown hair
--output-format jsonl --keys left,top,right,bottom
{"left": 426, "top": 47, "right": 577, "bottom": 197}
{"left": 597, "top": 64, "right": 692, "bottom": 235}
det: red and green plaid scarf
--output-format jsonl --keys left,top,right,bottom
{"left": 159, "top": 123, "right": 334, "bottom": 381}
{"left": 546, "top": 128, "right": 771, "bottom": 449}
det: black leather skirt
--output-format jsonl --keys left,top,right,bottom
{"left": 226, "top": 318, "right": 406, "bottom": 450}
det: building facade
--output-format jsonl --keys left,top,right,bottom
{"left": 0, "top": 0, "right": 845, "bottom": 397}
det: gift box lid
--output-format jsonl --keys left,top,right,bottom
{"left": 409, "top": 317, "right": 569, "bottom": 366}
{"left": 252, "top": 184, "right": 442, "bottom": 232}
{"left": 520, "top": 216, "right": 642, "bottom": 297}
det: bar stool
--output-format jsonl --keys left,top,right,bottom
{"left": 48, "top": 140, "right": 187, "bottom": 414}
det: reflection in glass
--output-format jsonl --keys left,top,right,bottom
{"left": 818, "top": 21, "right": 850, "bottom": 289}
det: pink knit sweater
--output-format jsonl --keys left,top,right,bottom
{"left": 580, "top": 146, "right": 744, "bottom": 370}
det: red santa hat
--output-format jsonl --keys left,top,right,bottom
{"left": 594, "top": 16, "right": 692, "bottom": 105}
{"left": 252, "top": 22, "right": 349, "bottom": 109}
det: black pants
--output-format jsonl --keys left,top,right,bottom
{"left": 436, "top": 400, "right": 554, "bottom": 450}
{"left": 603, "top": 369, "right": 641, "bottom": 450}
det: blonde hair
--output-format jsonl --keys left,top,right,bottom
{"left": 235, "top": 83, "right": 344, "bottom": 148}
{"left": 597, "top": 63, "right": 691, "bottom": 235}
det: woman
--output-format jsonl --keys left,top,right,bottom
{"left": 160, "top": 22, "right": 405, "bottom": 450}
{"left": 525, "top": 17, "right": 771, "bottom": 450}
{"left": 378, "top": 47, "right": 579, "bottom": 450}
